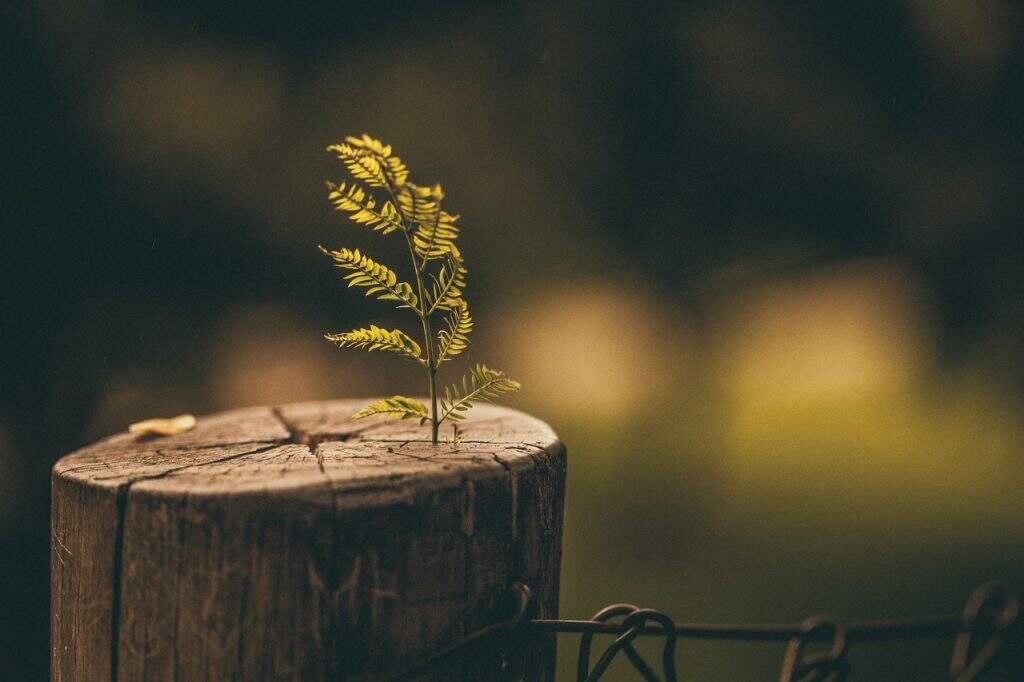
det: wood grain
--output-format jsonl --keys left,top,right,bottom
{"left": 51, "top": 402, "right": 565, "bottom": 681}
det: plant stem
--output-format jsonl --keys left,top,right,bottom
{"left": 383, "top": 179, "right": 441, "bottom": 444}
{"left": 403, "top": 231, "right": 440, "bottom": 444}
{"left": 428, "top": 360, "right": 439, "bottom": 444}
{"left": 419, "top": 311, "right": 439, "bottom": 444}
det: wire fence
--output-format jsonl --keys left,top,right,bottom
{"left": 392, "top": 581, "right": 1021, "bottom": 681}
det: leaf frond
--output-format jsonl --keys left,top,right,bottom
{"left": 326, "top": 181, "right": 404, "bottom": 235}
{"left": 435, "top": 301, "right": 472, "bottom": 365}
{"left": 319, "top": 246, "right": 419, "bottom": 311}
{"left": 440, "top": 364, "right": 520, "bottom": 422}
{"left": 352, "top": 396, "right": 428, "bottom": 422}
{"left": 396, "top": 182, "right": 443, "bottom": 223}
{"left": 396, "top": 183, "right": 460, "bottom": 261}
{"left": 327, "top": 134, "right": 408, "bottom": 189}
{"left": 414, "top": 210, "right": 461, "bottom": 262}
{"left": 326, "top": 325, "right": 422, "bottom": 363}
{"left": 425, "top": 251, "right": 468, "bottom": 313}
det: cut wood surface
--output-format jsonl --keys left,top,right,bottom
{"left": 51, "top": 400, "right": 566, "bottom": 681}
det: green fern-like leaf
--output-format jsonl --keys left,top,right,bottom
{"left": 352, "top": 396, "right": 428, "bottom": 422}
{"left": 436, "top": 301, "right": 472, "bottom": 364}
{"left": 327, "top": 181, "right": 404, "bottom": 234}
{"left": 327, "top": 134, "right": 409, "bottom": 189}
{"left": 320, "top": 246, "right": 419, "bottom": 311}
{"left": 425, "top": 251, "right": 467, "bottom": 313}
{"left": 326, "top": 325, "right": 422, "bottom": 363}
{"left": 413, "top": 211, "right": 461, "bottom": 261}
{"left": 396, "top": 182, "right": 442, "bottom": 224}
{"left": 440, "top": 364, "right": 520, "bottom": 422}
{"left": 396, "top": 183, "right": 460, "bottom": 261}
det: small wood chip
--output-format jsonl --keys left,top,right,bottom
{"left": 128, "top": 414, "right": 197, "bottom": 437}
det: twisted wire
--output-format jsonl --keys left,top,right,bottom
{"left": 391, "top": 582, "right": 1021, "bottom": 681}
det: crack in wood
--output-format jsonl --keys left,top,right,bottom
{"left": 102, "top": 441, "right": 286, "bottom": 680}
{"left": 88, "top": 443, "right": 285, "bottom": 483}
{"left": 109, "top": 483, "right": 128, "bottom": 682}
{"left": 270, "top": 406, "right": 392, "bottom": 449}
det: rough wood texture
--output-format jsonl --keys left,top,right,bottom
{"left": 51, "top": 401, "right": 566, "bottom": 681}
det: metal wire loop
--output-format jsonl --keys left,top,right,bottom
{"left": 577, "top": 605, "right": 659, "bottom": 681}
{"left": 506, "top": 581, "right": 535, "bottom": 630}
{"left": 577, "top": 605, "right": 678, "bottom": 682}
{"left": 948, "top": 582, "right": 1020, "bottom": 681}
{"left": 778, "top": 614, "right": 849, "bottom": 682}
{"left": 393, "top": 581, "right": 1019, "bottom": 680}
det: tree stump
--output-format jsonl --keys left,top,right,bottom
{"left": 51, "top": 400, "right": 566, "bottom": 681}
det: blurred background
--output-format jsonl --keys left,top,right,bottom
{"left": 3, "top": 1, "right": 1024, "bottom": 678}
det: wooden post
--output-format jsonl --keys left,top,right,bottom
{"left": 51, "top": 400, "right": 566, "bottom": 681}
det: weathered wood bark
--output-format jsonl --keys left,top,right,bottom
{"left": 51, "top": 400, "right": 566, "bottom": 681}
